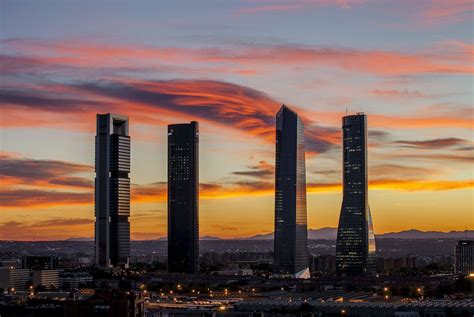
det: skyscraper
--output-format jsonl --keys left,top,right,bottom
{"left": 455, "top": 240, "right": 473, "bottom": 276}
{"left": 273, "top": 105, "right": 309, "bottom": 278}
{"left": 168, "top": 121, "right": 199, "bottom": 274}
{"left": 95, "top": 113, "right": 131, "bottom": 268}
{"left": 336, "top": 113, "right": 376, "bottom": 275}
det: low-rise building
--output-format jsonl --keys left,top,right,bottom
{"left": 33, "top": 269, "right": 59, "bottom": 289}
{"left": 0, "top": 267, "right": 30, "bottom": 291}
{"left": 60, "top": 271, "right": 93, "bottom": 289}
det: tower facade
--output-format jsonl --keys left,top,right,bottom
{"left": 273, "top": 105, "right": 309, "bottom": 278}
{"left": 168, "top": 121, "right": 199, "bottom": 274}
{"left": 455, "top": 240, "right": 473, "bottom": 276}
{"left": 336, "top": 113, "right": 376, "bottom": 275}
{"left": 95, "top": 113, "right": 131, "bottom": 268}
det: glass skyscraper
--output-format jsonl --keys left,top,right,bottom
{"left": 168, "top": 121, "right": 199, "bottom": 274}
{"left": 455, "top": 240, "right": 473, "bottom": 276}
{"left": 95, "top": 113, "right": 131, "bottom": 268}
{"left": 273, "top": 105, "right": 309, "bottom": 278}
{"left": 336, "top": 113, "right": 376, "bottom": 275}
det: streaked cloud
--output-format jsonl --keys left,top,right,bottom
{"left": 308, "top": 179, "right": 474, "bottom": 192}
{"left": 371, "top": 89, "right": 431, "bottom": 98}
{"left": 235, "top": 0, "right": 366, "bottom": 15}
{"left": 232, "top": 160, "right": 274, "bottom": 179}
{"left": 395, "top": 137, "right": 469, "bottom": 149}
{"left": 235, "top": 0, "right": 473, "bottom": 26}
{"left": 397, "top": 153, "right": 474, "bottom": 164}
{"left": 419, "top": 0, "right": 473, "bottom": 25}
{"left": 3, "top": 38, "right": 473, "bottom": 77}
{"left": 0, "top": 189, "right": 92, "bottom": 208}
{"left": 0, "top": 219, "right": 92, "bottom": 240}
{"left": 369, "top": 164, "right": 439, "bottom": 178}
{"left": 0, "top": 153, "right": 93, "bottom": 189}
{"left": 1, "top": 79, "right": 338, "bottom": 154}
{"left": 3, "top": 176, "right": 472, "bottom": 209}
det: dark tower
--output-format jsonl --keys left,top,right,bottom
{"left": 95, "top": 113, "right": 131, "bottom": 268}
{"left": 336, "top": 113, "right": 376, "bottom": 275}
{"left": 273, "top": 105, "right": 309, "bottom": 278}
{"left": 168, "top": 121, "right": 199, "bottom": 274}
{"left": 455, "top": 240, "right": 473, "bottom": 276}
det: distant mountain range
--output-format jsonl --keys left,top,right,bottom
{"left": 64, "top": 228, "right": 473, "bottom": 242}
{"left": 241, "top": 228, "right": 474, "bottom": 240}
{"left": 375, "top": 229, "right": 474, "bottom": 240}
{"left": 65, "top": 237, "right": 93, "bottom": 241}
{"left": 241, "top": 227, "right": 337, "bottom": 240}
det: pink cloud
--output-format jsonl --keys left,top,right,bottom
{"left": 4, "top": 39, "right": 472, "bottom": 76}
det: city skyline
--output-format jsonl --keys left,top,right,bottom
{"left": 1, "top": 0, "right": 473, "bottom": 240}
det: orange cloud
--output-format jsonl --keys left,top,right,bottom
{"left": 299, "top": 108, "right": 473, "bottom": 130}
{"left": 371, "top": 113, "right": 473, "bottom": 129}
{"left": 235, "top": 0, "right": 364, "bottom": 15}
{"left": 0, "top": 153, "right": 93, "bottom": 190}
{"left": 420, "top": 0, "right": 473, "bottom": 25}
{"left": 308, "top": 179, "right": 474, "bottom": 192}
{"left": 235, "top": 0, "right": 473, "bottom": 26}
{"left": 131, "top": 181, "right": 274, "bottom": 204}
{"left": 371, "top": 89, "right": 430, "bottom": 98}
{"left": 0, "top": 189, "right": 92, "bottom": 208}
{"left": 4, "top": 39, "right": 473, "bottom": 76}
{"left": 232, "top": 160, "right": 274, "bottom": 179}
{"left": 134, "top": 178, "right": 474, "bottom": 201}
{"left": 6, "top": 177, "right": 471, "bottom": 209}
{"left": 369, "top": 178, "right": 474, "bottom": 191}
{"left": 2, "top": 151, "right": 473, "bottom": 210}
{"left": 394, "top": 137, "right": 469, "bottom": 148}
{"left": 0, "top": 219, "right": 92, "bottom": 241}
{"left": 1, "top": 79, "right": 340, "bottom": 154}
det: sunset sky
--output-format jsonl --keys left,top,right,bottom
{"left": 1, "top": 0, "right": 473, "bottom": 240}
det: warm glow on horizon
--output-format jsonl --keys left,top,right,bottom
{"left": 0, "top": 0, "right": 472, "bottom": 241}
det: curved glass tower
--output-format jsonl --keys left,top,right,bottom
{"left": 336, "top": 113, "right": 376, "bottom": 275}
{"left": 273, "top": 105, "right": 309, "bottom": 278}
